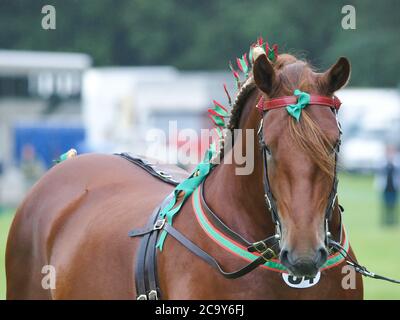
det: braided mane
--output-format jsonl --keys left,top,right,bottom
{"left": 225, "top": 53, "right": 299, "bottom": 131}
{"left": 208, "top": 38, "right": 278, "bottom": 161}
{"left": 227, "top": 76, "right": 257, "bottom": 131}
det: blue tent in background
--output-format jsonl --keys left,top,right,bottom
{"left": 14, "top": 122, "right": 85, "bottom": 168}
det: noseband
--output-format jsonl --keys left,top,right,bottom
{"left": 256, "top": 93, "right": 343, "bottom": 251}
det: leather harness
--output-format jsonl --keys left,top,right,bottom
{"left": 121, "top": 93, "right": 400, "bottom": 300}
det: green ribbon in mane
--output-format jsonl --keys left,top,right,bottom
{"left": 286, "top": 89, "right": 310, "bottom": 121}
{"left": 156, "top": 144, "right": 217, "bottom": 251}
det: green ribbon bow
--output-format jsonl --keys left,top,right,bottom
{"left": 286, "top": 89, "right": 311, "bottom": 122}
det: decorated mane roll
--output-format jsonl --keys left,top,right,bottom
{"left": 156, "top": 38, "right": 279, "bottom": 251}
{"left": 208, "top": 37, "right": 279, "bottom": 155}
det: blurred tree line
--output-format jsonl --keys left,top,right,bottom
{"left": 0, "top": 0, "right": 399, "bottom": 86}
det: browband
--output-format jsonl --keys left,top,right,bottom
{"left": 257, "top": 95, "right": 342, "bottom": 112}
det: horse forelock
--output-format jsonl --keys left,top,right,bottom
{"left": 276, "top": 55, "right": 337, "bottom": 180}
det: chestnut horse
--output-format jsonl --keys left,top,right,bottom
{"left": 6, "top": 49, "right": 363, "bottom": 299}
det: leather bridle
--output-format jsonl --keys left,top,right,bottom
{"left": 256, "top": 93, "right": 343, "bottom": 254}
{"left": 128, "top": 91, "right": 400, "bottom": 300}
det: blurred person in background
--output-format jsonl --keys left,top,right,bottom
{"left": 376, "top": 144, "right": 400, "bottom": 226}
{"left": 20, "top": 144, "right": 45, "bottom": 191}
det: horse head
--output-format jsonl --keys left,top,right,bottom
{"left": 253, "top": 49, "right": 350, "bottom": 277}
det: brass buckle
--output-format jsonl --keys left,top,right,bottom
{"left": 251, "top": 241, "right": 276, "bottom": 261}
{"left": 260, "top": 248, "right": 276, "bottom": 261}
{"left": 252, "top": 241, "right": 268, "bottom": 253}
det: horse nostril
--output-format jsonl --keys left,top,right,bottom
{"left": 280, "top": 248, "right": 291, "bottom": 267}
{"left": 314, "top": 247, "right": 328, "bottom": 268}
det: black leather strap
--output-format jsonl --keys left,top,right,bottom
{"left": 134, "top": 206, "right": 160, "bottom": 300}
{"left": 145, "top": 224, "right": 161, "bottom": 300}
{"left": 130, "top": 183, "right": 279, "bottom": 300}
{"left": 116, "top": 153, "right": 180, "bottom": 186}
{"left": 200, "top": 184, "right": 252, "bottom": 247}
{"left": 163, "top": 223, "right": 275, "bottom": 279}
{"left": 200, "top": 182, "right": 279, "bottom": 254}
{"left": 131, "top": 194, "right": 173, "bottom": 300}
{"left": 260, "top": 139, "right": 280, "bottom": 225}
{"left": 128, "top": 219, "right": 165, "bottom": 237}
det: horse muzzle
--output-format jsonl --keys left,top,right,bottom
{"left": 280, "top": 246, "right": 328, "bottom": 278}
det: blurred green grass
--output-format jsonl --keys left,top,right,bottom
{"left": 0, "top": 173, "right": 399, "bottom": 299}
{"left": 338, "top": 173, "right": 400, "bottom": 299}
{"left": 0, "top": 209, "right": 13, "bottom": 299}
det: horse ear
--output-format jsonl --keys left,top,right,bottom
{"left": 322, "top": 57, "right": 351, "bottom": 94}
{"left": 253, "top": 49, "right": 276, "bottom": 95}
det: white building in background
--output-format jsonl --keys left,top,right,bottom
{"left": 0, "top": 49, "right": 91, "bottom": 163}
{"left": 0, "top": 50, "right": 91, "bottom": 206}
{"left": 2, "top": 49, "right": 399, "bottom": 207}
{"left": 82, "top": 67, "right": 233, "bottom": 163}
{"left": 0, "top": 49, "right": 234, "bottom": 205}
{"left": 83, "top": 72, "right": 400, "bottom": 170}
{"left": 337, "top": 88, "right": 400, "bottom": 172}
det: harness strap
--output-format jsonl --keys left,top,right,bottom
{"left": 162, "top": 223, "right": 275, "bottom": 279}
{"left": 325, "top": 178, "right": 338, "bottom": 221}
{"left": 199, "top": 183, "right": 279, "bottom": 250}
{"left": 260, "top": 137, "right": 280, "bottom": 225}
{"left": 132, "top": 194, "right": 173, "bottom": 300}
{"left": 128, "top": 218, "right": 165, "bottom": 237}
{"left": 146, "top": 221, "right": 162, "bottom": 300}
{"left": 134, "top": 205, "right": 160, "bottom": 300}
{"left": 131, "top": 208, "right": 276, "bottom": 297}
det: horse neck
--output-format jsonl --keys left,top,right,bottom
{"left": 203, "top": 88, "right": 276, "bottom": 240}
